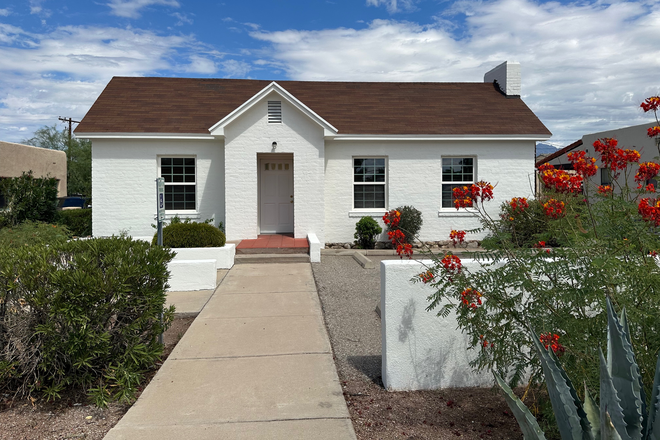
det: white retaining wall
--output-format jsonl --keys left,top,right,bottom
{"left": 324, "top": 139, "right": 535, "bottom": 243}
{"left": 223, "top": 91, "right": 326, "bottom": 243}
{"left": 381, "top": 259, "right": 494, "bottom": 390}
{"left": 166, "top": 244, "right": 235, "bottom": 291}
{"left": 91, "top": 138, "right": 225, "bottom": 240}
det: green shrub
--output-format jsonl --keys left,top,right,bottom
{"left": 0, "top": 221, "right": 70, "bottom": 248}
{"left": 390, "top": 205, "right": 423, "bottom": 242}
{"left": 0, "top": 171, "right": 58, "bottom": 226}
{"left": 57, "top": 209, "right": 92, "bottom": 237}
{"left": 0, "top": 236, "right": 175, "bottom": 405}
{"left": 354, "top": 216, "right": 382, "bottom": 249}
{"left": 481, "top": 198, "right": 566, "bottom": 249}
{"left": 153, "top": 221, "right": 226, "bottom": 248}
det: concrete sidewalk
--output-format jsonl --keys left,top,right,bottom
{"left": 104, "top": 263, "right": 356, "bottom": 440}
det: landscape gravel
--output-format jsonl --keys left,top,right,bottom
{"left": 312, "top": 254, "right": 524, "bottom": 440}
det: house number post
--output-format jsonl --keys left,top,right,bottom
{"left": 156, "top": 177, "right": 165, "bottom": 344}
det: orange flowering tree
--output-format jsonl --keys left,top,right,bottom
{"left": 407, "top": 97, "right": 660, "bottom": 395}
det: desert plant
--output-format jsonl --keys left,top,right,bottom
{"left": 481, "top": 198, "right": 566, "bottom": 249}
{"left": 0, "top": 235, "right": 175, "bottom": 406}
{"left": 0, "top": 221, "right": 70, "bottom": 248}
{"left": 385, "top": 206, "right": 423, "bottom": 243}
{"left": 354, "top": 216, "right": 382, "bottom": 249}
{"left": 56, "top": 209, "right": 92, "bottom": 237}
{"left": 0, "top": 171, "right": 58, "bottom": 226}
{"left": 153, "top": 221, "right": 226, "bottom": 248}
{"left": 495, "top": 297, "right": 660, "bottom": 440}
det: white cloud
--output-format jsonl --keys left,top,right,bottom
{"left": 0, "top": 24, "right": 216, "bottom": 141}
{"left": 0, "top": 9, "right": 10, "bottom": 16}
{"left": 172, "top": 12, "right": 193, "bottom": 26}
{"left": 366, "top": 0, "right": 419, "bottom": 14}
{"left": 107, "top": 0, "right": 180, "bottom": 19}
{"left": 251, "top": 0, "right": 660, "bottom": 145}
{"left": 182, "top": 55, "right": 217, "bottom": 74}
{"left": 221, "top": 59, "right": 251, "bottom": 77}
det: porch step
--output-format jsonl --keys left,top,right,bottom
{"left": 235, "top": 253, "right": 310, "bottom": 264}
{"left": 236, "top": 247, "right": 309, "bottom": 255}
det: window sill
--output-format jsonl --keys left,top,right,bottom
{"left": 437, "top": 209, "right": 477, "bottom": 217}
{"left": 153, "top": 212, "right": 201, "bottom": 220}
{"left": 348, "top": 210, "right": 387, "bottom": 218}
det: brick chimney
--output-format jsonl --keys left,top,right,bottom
{"left": 484, "top": 61, "right": 521, "bottom": 97}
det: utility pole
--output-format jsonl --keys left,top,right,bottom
{"left": 58, "top": 116, "right": 81, "bottom": 141}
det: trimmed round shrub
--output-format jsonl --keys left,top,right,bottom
{"left": 153, "top": 221, "right": 226, "bottom": 248}
{"left": 354, "top": 216, "right": 382, "bottom": 249}
{"left": 392, "top": 205, "right": 423, "bottom": 242}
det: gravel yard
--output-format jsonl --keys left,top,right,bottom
{"left": 312, "top": 255, "right": 523, "bottom": 440}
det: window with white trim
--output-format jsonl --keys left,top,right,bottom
{"left": 160, "top": 157, "right": 196, "bottom": 210}
{"left": 441, "top": 157, "right": 475, "bottom": 208}
{"left": 353, "top": 157, "right": 386, "bottom": 209}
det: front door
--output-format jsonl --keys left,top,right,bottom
{"left": 259, "top": 159, "right": 293, "bottom": 234}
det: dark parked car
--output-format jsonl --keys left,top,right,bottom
{"left": 58, "top": 196, "right": 89, "bottom": 210}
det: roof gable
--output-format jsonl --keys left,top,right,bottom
{"left": 76, "top": 77, "right": 552, "bottom": 137}
{"left": 208, "top": 82, "right": 338, "bottom": 137}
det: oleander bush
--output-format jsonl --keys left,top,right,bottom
{"left": 0, "top": 236, "right": 175, "bottom": 406}
{"left": 0, "top": 171, "right": 58, "bottom": 226}
{"left": 153, "top": 221, "right": 226, "bottom": 248}
{"left": 0, "top": 221, "right": 70, "bottom": 248}
{"left": 57, "top": 209, "right": 92, "bottom": 237}
{"left": 354, "top": 216, "right": 382, "bottom": 249}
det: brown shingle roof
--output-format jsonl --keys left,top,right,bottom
{"left": 76, "top": 77, "right": 551, "bottom": 136}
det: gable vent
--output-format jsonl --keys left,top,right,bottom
{"left": 268, "top": 101, "right": 282, "bottom": 124}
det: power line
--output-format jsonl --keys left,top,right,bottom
{"left": 58, "top": 116, "right": 81, "bottom": 141}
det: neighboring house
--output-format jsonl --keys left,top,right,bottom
{"left": 75, "top": 61, "right": 551, "bottom": 245}
{"left": 0, "top": 141, "right": 67, "bottom": 206}
{"left": 536, "top": 122, "right": 659, "bottom": 193}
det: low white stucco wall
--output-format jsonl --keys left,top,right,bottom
{"left": 166, "top": 244, "right": 235, "bottom": 291}
{"left": 381, "top": 259, "right": 493, "bottom": 391}
{"left": 172, "top": 244, "right": 236, "bottom": 270}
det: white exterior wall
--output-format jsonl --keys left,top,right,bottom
{"left": 92, "top": 138, "right": 225, "bottom": 240}
{"left": 324, "top": 139, "right": 535, "bottom": 243}
{"left": 223, "top": 91, "right": 325, "bottom": 243}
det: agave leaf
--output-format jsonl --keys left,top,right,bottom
{"left": 494, "top": 373, "right": 547, "bottom": 440}
{"left": 621, "top": 307, "right": 648, "bottom": 437}
{"left": 583, "top": 382, "right": 600, "bottom": 440}
{"left": 529, "top": 324, "right": 589, "bottom": 440}
{"left": 600, "top": 348, "right": 631, "bottom": 440}
{"left": 604, "top": 411, "right": 624, "bottom": 440}
{"left": 607, "top": 298, "right": 644, "bottom": 439}
{"left": 646, "top": 351, "right": 660, "bottom": 440}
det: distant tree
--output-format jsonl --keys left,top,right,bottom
{"left": 23, "top": 125, "right": 92, "bottom": 197}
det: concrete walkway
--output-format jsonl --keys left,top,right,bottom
{"left": 104, "top": 263, "right": 356, "bottom": 440}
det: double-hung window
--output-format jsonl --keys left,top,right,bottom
{"left": 353, "top": 157, "right": 386, "bottom": 209}
{"left": 441, "top": 157, "right": 475, "bottom": 208}
{"left": 160, "top": 157, "right": 196, "bottom": 211}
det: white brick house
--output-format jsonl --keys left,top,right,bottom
{"left": 76, "top": 61, "right": 551, "bottom": 245}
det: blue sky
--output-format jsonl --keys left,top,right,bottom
{"left": 1, "top": 0, "right": 659, "bottom": 146}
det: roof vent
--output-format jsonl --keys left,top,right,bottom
{"left": 268, "top": 101, "right": 282, "bottom": 124}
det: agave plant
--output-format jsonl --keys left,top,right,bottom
{"left": 495, "top": 297, "right": 660, "bottom": 440}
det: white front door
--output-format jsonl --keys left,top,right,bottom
{"left": 260, "top": 159, "right": 294, "bottom": 234}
